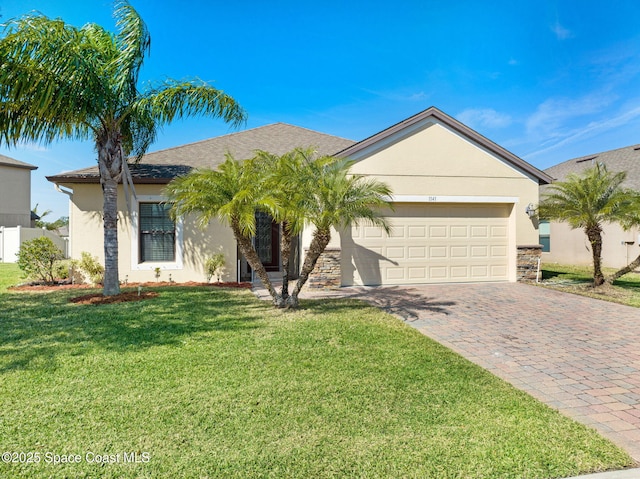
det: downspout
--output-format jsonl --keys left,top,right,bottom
{"left": 535, "top": 256, "right": 541, "bottom": 283}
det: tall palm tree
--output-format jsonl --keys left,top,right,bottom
{"left": 165, "top": 155, "right": 283, "bottom": 305}
{"left": 538, "top": 163, "right": 640, "bottom": 286}
{"left": 0, "top": 2, "right": 245, "bottom": 295}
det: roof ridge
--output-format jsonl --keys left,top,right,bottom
{"left": 143, "top": 122, "right": 354, "bottom": 158}
{"left": 143, "top": 123, "right": 278, "bottom": 156}
{"left": 545, "top": 143, "right": 640, "bottom": 172}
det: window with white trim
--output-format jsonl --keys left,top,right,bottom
{"left": 539, "top": 220, "right": 550, "bottom": 253}
{"left": 139, "top": 202, "right": 175, "bottom": 262}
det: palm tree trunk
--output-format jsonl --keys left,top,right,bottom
{"left": 280, "top": 223, "right": 292, "bottom": 300}
{"left": 97, "top": 130, "right": 124, "bottom": 296}
{"left": 287, "top": 228, "right": 331, "bottom": 308}
{"left": 586, "top": 225, "right": 605, "bottom": 286}
{"left": 231, "top": 219, "right": 283, "bottom": 307}
{"left": 102, "top": 178, "right": 120, "bottom": 295}
{"left": 607, "top": 254, "right": 640, "bottom": 284}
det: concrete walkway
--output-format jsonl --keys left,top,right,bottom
{"left": 255, "top": 281, "right": 640, "bottom": 475}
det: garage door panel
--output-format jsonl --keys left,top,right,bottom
{"left": 386, "top": 268, "right": 405, "bottom": 280}
{"left": 342, "top": 203, "right": 511, "bottom": 285}
{"left": 408, "top": 246, "right": 427, "bottom": 259}
{"left": 470, "top": 265, "right": 489, "bottom": 278}
{"left": 450, "top": 246, "right": 468, "bottom": 258}
{"left": 429, "top": 225, "right": 447, "bottom": 238}
{"left": 408, "top": 267, "right": 427, "bottom": 279}
{"left": 491, "top": 226, "right": 508, "bottom": 237}
{"left": 386, "top": 246, "right": 405, "bottom": 259}
{"left": 408, "top": 225, "right": 427, "bottom": 238}
{"left": 451, "top": 266, "right": 469, "bottom": 278}
{"left": 450, "top": 226, "right": 468, "bottom": 238}
{"left": 389, "top": 227, "right": 405, "bottom": 238}
{"left": 364, "top": 226, "right": 384, "bottom": 238}
{"left": 471, "top": 225, "right": 489, "bottom": 237}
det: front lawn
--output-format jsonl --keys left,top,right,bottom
{"left": 0, "top": 262, "right": 22, "bottom": 291}
{"left": 0, "top": 285, "right": 633, "bottom": 478}
{"left": 542, "top": 263, "right": 640, "bottom": 307}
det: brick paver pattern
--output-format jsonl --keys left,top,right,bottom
{"left": 316, "top": 282, "right": 640, "bottom": 461}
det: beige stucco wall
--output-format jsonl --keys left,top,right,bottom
{"left": 0, "top": 164, "right": 32, "bottom": 227}
{"left": 301, "top": 120, "right": 541, "bottom": 258}
{"left": 544, "top": 221, "right": 640, "bottom": 269}
{"left": 62, "top": 183, "right": 238, "bottom": 283}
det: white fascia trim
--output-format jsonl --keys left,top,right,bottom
{"left": 391, "top": 195, "right": 519, "bottom": 204}
{"left": 131, "top": 195, "right": 184, "bottom": 271}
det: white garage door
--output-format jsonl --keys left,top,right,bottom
{"left": 341, "top": 203, "right": 511, "bottom": 285}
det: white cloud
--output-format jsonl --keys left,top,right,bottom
{"left": 456, "top": 108, "right": 512, "bottom": 129}
{"left": 524, "top": 103, "right": 640, "bottom": 161}
{"left": 551, "top": 21, "right": 573, "bottom": 40}
{"left": 17, "top": 142, "right": 48, "bottom": 152}
{"left": 407, "top": 91, "right": 428, "bottom": 101}
{"left": 525, "top": 93, "right": 616, "bottom": 139}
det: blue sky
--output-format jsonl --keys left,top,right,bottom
{"left": 2, "top": 0, "right": 640, "bottom": 219}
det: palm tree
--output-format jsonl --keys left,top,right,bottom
{"left": 538, "top": 163, "right": 640, "bottom": 286}
{"left": 0, "top": 2, "right": 245, "bottom": 295}
{"left": 166, "top": 150, "right": 392, "bottom": 309}
{"left": 165, "top": 155, "right": 283, "bottom": 305}
{"left": 254, "top": 147, "right": 313, "bottom": 302}
{"left": 285, "top": 155, "right": 392, "bottom": 307}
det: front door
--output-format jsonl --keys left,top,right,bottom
{"left": 255, "top": 212, "right": 280, "bottom": 272}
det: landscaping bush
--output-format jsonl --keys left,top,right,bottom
{"left": 16, "top": 236, "right": 65, "bottom": 284}
{"left": 79, "top": 251, "right": 105, "bottom": 285}
{"left": 205, "top": 252, "right": 226, "bottom": 282}
{"left": 55, "top": 259, "right": 84, "bottom": 284}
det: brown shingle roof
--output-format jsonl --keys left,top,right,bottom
{"left": 0, "top": 154, "right": 37, "bottom": 170}
{"left": 48, "top": 123, "right": 356, "bottom": 184}
{"left": 544, "top": 144, "right": 640, "bottom": 190}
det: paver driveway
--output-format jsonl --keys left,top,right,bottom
{"left": 311, "top": 282, "right": 640, "bottom": 461}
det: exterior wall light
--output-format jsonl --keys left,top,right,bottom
{"left": 525, "top": 203, "right": 536, "bottom": 218}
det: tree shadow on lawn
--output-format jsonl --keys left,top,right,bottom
{"left": 0, "top": 287, "right": 265, "bottom": 373}
{"left": 302, "top": 285, "right": 456, "bottom": 321}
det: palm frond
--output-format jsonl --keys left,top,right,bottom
{"left": 539, "top": 164, "right": 640, "bottom": 230}
{"left": 136, "top": 79, "right": 246, "bottom": 128}
{"left": 113, "top": 1, "right": 150, "bottom": 96}
{"left": 0, "top": 13, "right": 116, "bottom": 145}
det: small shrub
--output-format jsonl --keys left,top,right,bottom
{"left": 16, "top": 237, "right": 65, "bottom": 284}
{"left": 205, "top": 253, "right": 226, "bottom": 283}
{"left": 57, "top": 259, "right": 84, "bottom": 284}
{"left": 54, "top": 260, "right": 71, "bottom": 280}
{"left": 79, "top": 252, "right": 105, "bottom": 285}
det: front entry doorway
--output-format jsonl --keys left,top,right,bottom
{"left": 237, "top": 213, "right": 301, "bottom": 283}
{"left": 255, "top": 211, "right": 280, "bottom": 271}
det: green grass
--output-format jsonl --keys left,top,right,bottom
{"left": 542, "top": 263, "right": 640, "bottom": 307}
{"left": 0, "top": 263, "right": 22, "bottom": 291}
{"left": 0, "top": 285, "right": 633, "bottom": 478}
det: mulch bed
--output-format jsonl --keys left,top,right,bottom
{"left": 70, "top": 291, "right": 160, "bottom": 305}
{"left": 8, "top": 281, "right": 253, "bottom": 305}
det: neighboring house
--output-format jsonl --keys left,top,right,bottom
{"left": 0, "top": 154, "right": 37, "bottom": 228}
{"left": 542, "top": 144, "right": 640, "bottom": 269}
{"left": 47, "top": 107, "right": 551, "bottom": 286}
{"left": 0, "top": 154, "right": 68, "bottom": 262}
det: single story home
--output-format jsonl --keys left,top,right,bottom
{"left": 542, "top": 144, "right": 640, "bottom": 269}
{"left": 47, "top": 107, "right": 552, "bottom": 287}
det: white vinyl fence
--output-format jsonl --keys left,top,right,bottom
{"left": 0, "top": 226, "right": 69, "bottom": 263}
